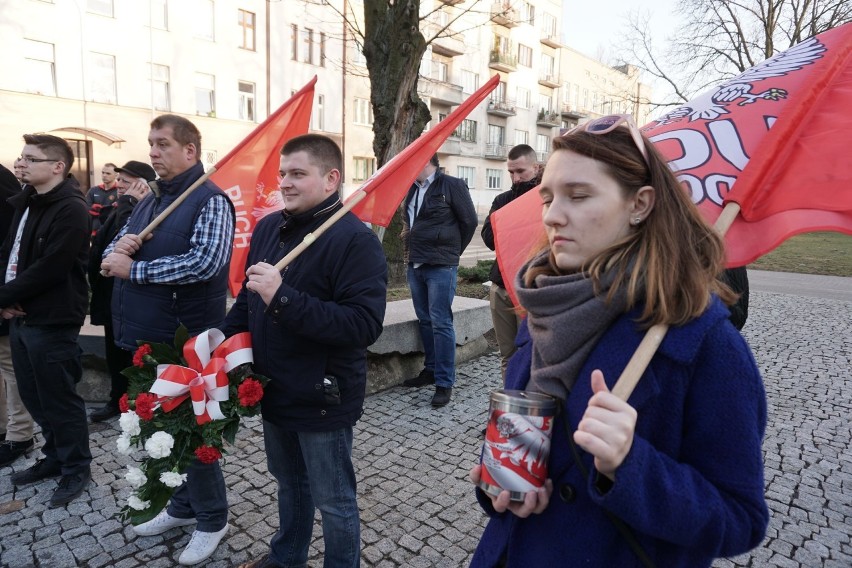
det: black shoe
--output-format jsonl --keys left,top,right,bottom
{"left": 431, "top": 386, "right": 452, "bottom": 407}
{"left": 10, "top": 459, "right": 62, "bottom": 486}
{"left": 403, "top": 369, "right": 435, "bottom": 387}
{"left": 0, "top": 438, "right": 35, "bottom": 467}
{"left": 49, "top": 468, "right": 91, "bottom": 508}
{"left": 90, "top": 402, "right": 121, "bottom": 422}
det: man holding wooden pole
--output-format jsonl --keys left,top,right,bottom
{"left": 101, "top": 114, "right": 235, "bottom": 566}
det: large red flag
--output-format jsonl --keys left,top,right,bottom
{"left": 211, "top": 77, "right": 316, "bottom": 295}
{"left": 349, "top": 74, "right": 500, "bottom": 226}
{"left": 494, "top": 24, "right": 852, "bottom": 306}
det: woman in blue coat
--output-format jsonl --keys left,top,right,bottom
{"left": 470, "top": 115, "right": 768, "bottom": 567}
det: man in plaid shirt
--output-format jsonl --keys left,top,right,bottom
{"left": 101, "top": 114, "right": 235, "bottom": 566}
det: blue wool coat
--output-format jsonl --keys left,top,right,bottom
{"left": 471, "top": 297, "right": 768, "bottom": 567}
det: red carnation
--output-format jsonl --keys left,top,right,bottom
{"left": 133, "top": 344, "right": 153, "bottom": 368}
{"left": 195, "top": 445, "right": 222, "bottom": 464}
{"left": 119, "top": 393, "right": 130, "bottom": 413}
{"left": 237, "top": 378, "right": 264, "bottom": 407}
{"left": 134, "top": 392, "right": 158, "bottom": 421}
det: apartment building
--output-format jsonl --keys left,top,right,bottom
{"left": 0, "top": 0, "right": 649, "bottom": 212}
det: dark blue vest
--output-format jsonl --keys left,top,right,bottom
{"left": 111, "top": 164, "right": 233, "bottom": 349}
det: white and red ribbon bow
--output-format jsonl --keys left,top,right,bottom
{"left": 149, "top": 329, "right": 253, "bottom": 425}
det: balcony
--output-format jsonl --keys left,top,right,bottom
{"left": 560, "top": 103, "right": 588, "bottom": 119}
{"left": 439, "top": 137, "right": 461, "bottom": 155}
{"left": 538, "top": 72, "right": 560, "bottom": 88}
{"left": 489, "top": 50, "right": 517, "bottom": 72}
{"left": 540, "top": 30, "right": 562, "bottom": 48}
{"left": 486, "top": 98, "right": 516, "bottom": 117}
{"left": 418, "top": 77, "right": 464, "bottom": 106}
{"left": 491, "top": 3, "right": 520, "bottom": 27}
{"left": 484, "top": 143, "right": 510, "bottom": 160}
{"left": 536, "top": 110, "right": 561, "bottom": 127}
{"left": 424, "top": 21, "right": 465, "bottom": 57}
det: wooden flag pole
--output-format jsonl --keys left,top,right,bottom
{"left": 272, "top": 190, "right": 369, "bottom": 271}
{"left": 136, "top": 167, "right": 218, "bottom": 240}
{"left": 610, "top": 201, "right": 740, "bottom": 401}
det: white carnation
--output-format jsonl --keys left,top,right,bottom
{"left": 125, "top": 466, "right": 146, "bottom": 488}
{"left": 159, "top": 471, "right": 188, "bottom": 488}
{"left": 144, "top": 431, "right": 175, "bottom": 459}
{"left": 127, "top": 495, "right": 151, "bottom": 510}
{"left": 116, "top": 433, "right": 133, "bottom": 455}
{"left": 119, "top": 411, "right": 141, "bottom": 436}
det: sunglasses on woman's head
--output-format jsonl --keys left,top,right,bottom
{"left": 567, "top": 114, "right": 650, "bottom": 167}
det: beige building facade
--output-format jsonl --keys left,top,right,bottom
{"left": 0, "top": 0, "right": 648, "bottom": 212}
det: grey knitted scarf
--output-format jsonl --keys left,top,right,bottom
{"left": 515, "top": 252, "right": 636, "bottom": 401}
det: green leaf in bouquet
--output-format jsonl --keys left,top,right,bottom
{"left": 174, "top": 324, "right": 190, "bottom": 353}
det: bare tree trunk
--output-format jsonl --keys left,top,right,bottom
{"left": 363, "top": 0, "right": 432, "bottom": 286}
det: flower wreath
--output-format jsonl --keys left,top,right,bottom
{"left": 116, "top": 325, "right": 268, "bottom": 525}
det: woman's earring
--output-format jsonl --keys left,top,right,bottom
{"left": 633, "top": 217, "right": 642, "bottom": 225}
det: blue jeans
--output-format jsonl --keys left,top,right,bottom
{"left": 263, "top": 421, "right": 359, "bottom": 568}
{"left": 10, "top": 321, "right": 91, "bottom": 475}
{"left": 407, "top": 264, "right": 458, "bottom": 388}
{"left": 167, "top": 458, "right": 228, "bottom": 532}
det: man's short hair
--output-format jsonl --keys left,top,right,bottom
{"left": 280, "top": 134, "right": 343, "bottom": 178}
{"left": 429, "top": 154, "right": 440, "bottom": 168}
{"left": 104, "top": 162, "right": 117, "bottom": 170}
{"left": 22, "top": 134, "right": 74, "bottom": 176}
{"left": 150, "top": 114, "right": 202, "bottom": 156}
{"left": 507, "top": 144, "right": 536, "bottom": 162}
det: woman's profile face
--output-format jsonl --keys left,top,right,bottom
{"left": 539, "top": 149, "right": 637, "bottom": 272}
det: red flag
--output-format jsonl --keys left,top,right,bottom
{"left": 211, "top": 77, "right": 316, "bottom": 295}
{"left": 494, "top": 25, "right": 852, "bottom": 306}
{"left": 349, "top": 75, "right": 500, "bottom": 226}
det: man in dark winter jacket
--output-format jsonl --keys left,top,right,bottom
{"left": 0, "top": 135, "right": 92, "bottom": 508}
{"left": 400, "top": 154, "right": 477, "bottom": 407}
{"left": 224, "top": 134, "right": 387, "bottom": 568}
{"left": 480, "top": 144, "right": 541, "bottom": 380}
{"left": 88, "top": 160, "right": 156, "bottom": 423}
{"left": 101, "top": 115, "right": 235, "bottom": 566}
{"left": 0, "top": 162, "right": 35, "bottom": 468}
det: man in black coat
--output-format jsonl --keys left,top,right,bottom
{"left": 0, "top": 135, "right": 91, "bottom": 507}
{"left": 480, "top": 144, "right": 541, "bottom": 381}
{"left": 400, "top": 154, "right": 477, "bottom": 407}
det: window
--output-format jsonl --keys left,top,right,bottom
{"left": 493, "top": 34, "right": 511, "bottom": 55}
{"left": 23, "top": 39, "right": 56, "bottom": 96}
{"left": 352, "top": 157, "right": 376, "bottom": 182}
{"left": 521, "top": 1, "right": 535, "bottom": 25}
{"left": 87, "top": 0, "right": 113, "bottom": 16}
{"left": 536, "top": 134, "right": 549, "bottom": 160}
{"left": 488, "top": 124, "right": 505, "bottom": 145}
{"left": 454, "top": 119, "right": 477, "bottom": 142}
{"left": 541, "top": 13, "right": 557, "bottom": 37}
{"left": 460, "top": 70, "right": 479, "bottom": 94}
{"left": 583, "top": 88, "right": 589, "bottom": 110}
{"left": 311, "top": 94, "right": 324, "bottom": 130}
{"left": 147, "top": 0, "right": 168, "bottom": 29}
{"left": 291, "top": 24, "right": 298, "bottom": 61}
{"left": 238, "top": 9, "right": 255, "bottom": 51}
{"left": 491, "top": 80, "right": 508, "bottom": 102}
{"left": 540, "top": 53, "right": 555, "bottom": 80}
{"left": 195, "top": 72, "right": 215, "bottom": 116}
{"left": 457, "top": 166, "right": 475, "bottom": 189}
{"left": 518, "top": 44, "right": 532, "bottom": 67}
{"left": 433, "top": 60, "right": 449, "bottom": 82}
{"left": 195, "top": 0, "right": 214, "bottom": 40}
{"left": 486, "top": 168, "right": 503, "bottom": 191}
{"left": 352, "top": 44, "right": 367, "bottom": 67}
{"left": 514, "top": 129, "right": 529, "bottom": 146}
{"left": 87, "top": 52, "right": 116, "bottom": 104}
{"left": 353, "top": 98, "right": 372, "bottom": 126}
{"left": 301, "top": 28, "right": 314, "bottom": 64}
{"left": 238, "top": 81, "right": 255, "bottom": 121}
{"left": 562, "top": 82, "right": 572, "bottom": 104}
{"left": 539, "top": 93, "right": 552, "bottom": 113}
{"left": 149, "top": 64, "right": 170, "bottom": 110}
{"left": 516, "top": 87, "right": 530, "bottom": 109}
{"left": 320, "top": 32, "right": 326, "bottom": 67}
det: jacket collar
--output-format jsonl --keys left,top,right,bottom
{"left": 155, "top": 162, "right": 205, "bottom": 196}
{"left": 278, "top": 193, "right": 342, "bottom": 233}
{"left": 9, "top": 176, "right": 82, "bottom": 209}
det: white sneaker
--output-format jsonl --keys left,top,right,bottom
{"left": 133, "top": 510, "right": 196, "bottom": 537}
{"left": 178, "top": 524, "right": 228, "bottom": 566}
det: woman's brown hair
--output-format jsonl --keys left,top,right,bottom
{"left": 524, "top": 124, "right": 735, "bottom": 327}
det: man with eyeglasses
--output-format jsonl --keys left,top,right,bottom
{"left": 88, "top": 161, "right": 155, "bottom": 423}
{"left": 86, "top": 163, "right": 119, "bottom": 237}
{"left": 0, "top": 135, "right": 92, "bottom": 508}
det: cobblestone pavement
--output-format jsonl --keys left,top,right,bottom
{"left": 1, "top": 288, "right": 851, "bottom": 567}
